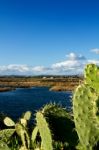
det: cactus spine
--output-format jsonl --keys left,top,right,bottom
{"left": 73, "top": 64, "right": 99, "bottom": 150}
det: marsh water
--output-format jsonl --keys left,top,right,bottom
{"left": 0, "top": 87, "right": 72, "bottom": 120}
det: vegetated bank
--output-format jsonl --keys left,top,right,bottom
{"left": 0, "top": 75, "right": 83, "bottom": 92}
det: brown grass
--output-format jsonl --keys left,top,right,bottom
{"left": 0, "top": 87, "right": 15, "bottom": 92}
{"left": 0, "top": 76, "right": 83, "bottom": 92}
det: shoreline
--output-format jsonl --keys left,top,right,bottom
{"left": 0, "top": 76, "right": 83, "bottom": 92}
{"left": 0, "top": 87, "right": 15, "bottom": 92}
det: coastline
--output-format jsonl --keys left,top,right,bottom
{"left": 0, "top": 76, "right": 83, "bottom": 92}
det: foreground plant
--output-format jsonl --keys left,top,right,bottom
{"left": 73, "top": 64, "right": 99, "bottom": 150}
{"left": 2, "top": 111, "right": 31, "bottom": 150}
{"left": 35, "top": 111, "right": 53, "bottom": 150}
{"left": 41, "top": 103, "right": 78, "bottom": 148}
{"left": 0, "top": 110, "right": 53, "bottom": 150}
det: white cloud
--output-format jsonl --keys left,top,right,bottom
{"left": 91, "top": 48, "right": 99, "bottom": 54}
{"left": 7, "top": 64, "right": 29, "bottom": 72}
{"left": 52, "top": 60, "right": 81, "bottom": 70}
{"left": 52, "top": 52, "right": 86, "bottom": 75}
{"left": 32, "top": 66, "right": 47, "bottom": 72}
{"left": 0, "top": 52, "right": 98, "bottom": 75}
{"left": 66, "top": 52, "right": 86, "bottom": 60}
{"left": 0, "top": 64, "right": 30, "bottom": 75}
{"left": 0, "top": 64, "right": 51, "bottom": 75}
{"left": 88, "top": 60, "right": 99, "bottom": 65}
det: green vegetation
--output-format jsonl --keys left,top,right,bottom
{"left": 0, "top": 64, "right": 99, "bottom": 149}
{"left": 73, "top": 64, "right": 99, "bottom": 150}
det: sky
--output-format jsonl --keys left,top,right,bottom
{"left": 0, "top": 0, "right": 99, "bottom": 75}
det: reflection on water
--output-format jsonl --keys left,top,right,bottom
{"left": 0, "top": 87, "right": 72, "bottom": 120}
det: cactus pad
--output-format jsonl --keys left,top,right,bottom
{"left": 84, "top": 64, "right": 99, "bottom": 92}
{"left": 0, "top": 129, "right": 15, "bottom": 142}
{"left": 73, "top": 84, "right": 99, "bottom": 149}
{"left": 23, "top": 111, "right": 31, "bottom": 121}
{"left": 4, "top": 117, "right": 15, "bottom": 127}
{"left": 36, "top": 111, "right": 53, "bottom": 150}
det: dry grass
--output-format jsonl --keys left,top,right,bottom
{"left": 0, "top": 76, "right": 83, "bottom": 92}
{"left": 0, "top": 87, "right": 15, "bottom": 92}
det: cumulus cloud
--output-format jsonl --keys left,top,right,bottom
{"left": 32, "top": 66, "right": 47, "bottom": 72}
{"left": 31, "top": 66, "right": 52, "bottom": 75}
{"left": 91, "top": 48, "right": 99, "bottom": 54}
{"left": 0, "top": 52, "right": 98, "bottom": 75}
{"left": 0, "top": 64, "right": 30, "bottom": 75}
{"left": 0, "top": 64, "right": 51, "bottom": 75}
{"left": 52, "top": 53, "right": 86, "bottom": 75}
{"left": 51, "top": 52, "right": 99, "bottom": 75}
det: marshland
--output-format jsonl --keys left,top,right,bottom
{"left": 0, "top": 75, "right": 82, "bottom": 92}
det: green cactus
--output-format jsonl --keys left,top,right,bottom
{"left": 42, "top": 103, "right": 78, "bottom": 148}
{"left": 3, "top": 111, "right": 31, "bottom": 150}
{"left": 0, "top": 129, "right": 16, "bottom": 150}
{"left": 18, "top": 111, "right": 31, "bottom": 129}
{"left": 36, "top": 111, "right": 53, "bottom": 150}
{"left": 31, "top": 126, "right": 38, "bottom": 143}
{"left": 15, "top": 123, "right": 30, "bottom": 149}
{"left": 0, "top": 141, "right": 10, "bottom": 150}
{"left": 84, "top": 64, "right": 99, "bottom": 92}
{"left": 4, "top": 117, "right": 15, "bottom": 127}
{"left": 73, "top": 64, "right": 99, "bottom": 150}
{"left": 23, "top": 111, "right": 32, "bottom": 121}
{"left": 0, "top": 129, "right": 15, "bottom": 142}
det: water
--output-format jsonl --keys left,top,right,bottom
{"left": 0, "top": 87, "right": 72, "bottom": 120}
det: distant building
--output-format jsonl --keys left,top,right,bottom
{"left": 43, "top": 76, "right": 47, "bottom": 79}
{"left": 50, "top": 77, "right": 54, "bottom": 79}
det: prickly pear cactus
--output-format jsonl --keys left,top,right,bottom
{"left": 42, "top": 103, "right": 78, "bottom": 147}
{"left": 0, "top": 141, "right": 10, "bottom": 150}
{"left": 36, "top": 111, "right": 53, "bottom": 150}
{"left": 31, "top": 126, "right": 38, "bottom": 143}
{"left": 3, "top": 112, "right": 31, "bottom": 150}
{"left": 15, "top": 123, "right": 30, "bottom": 149}
{"left": 20, "top": 111, "right": 31, "bottom": 127}
{"left": 73, "top": 64, "right": 99, "bottom": 149}
{"left": 0, "top": 129, "right": 15, "bottom": 142}
{"left": 4, "top": 117, "right": 15, "bottom": 127}
{"left": 84, "top": 64, "right": 99, "bottom": 92}
{"left": 23, "top": 111, "right": 31, "bottom": 121}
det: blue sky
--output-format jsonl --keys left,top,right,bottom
{"left": 0, "top": 0, "right": 99, "bottom": 75}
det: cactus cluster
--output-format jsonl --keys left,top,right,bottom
{"left": 73, "top": 64, "right": 99, "bottom": 150}
{"left": 2, "top": 111, "right": 32, "bottom": 150}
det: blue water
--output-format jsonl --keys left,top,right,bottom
{"left": 0, "top": 87, "right": 72, "bottom": 120}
